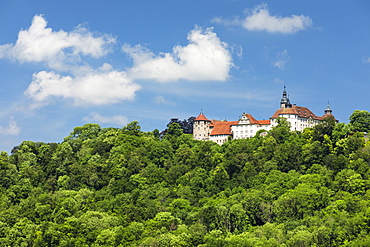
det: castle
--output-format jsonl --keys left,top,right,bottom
{"left": 193, "top": 87, "right": 335, "bottom": 145}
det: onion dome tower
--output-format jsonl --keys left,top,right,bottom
{"left": 280, "top": 86, "right": 291, "bottom": 109}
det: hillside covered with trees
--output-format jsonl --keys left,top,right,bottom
{"left": 0, "top": 110, "right": 370, "bottom": 246}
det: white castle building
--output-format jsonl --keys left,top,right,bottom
{"left": 193, "top": 87, "right": 335, "bottom": 145}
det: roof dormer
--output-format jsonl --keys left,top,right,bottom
{"left": 238, "top": 113, "right": 250, "bottom": 124}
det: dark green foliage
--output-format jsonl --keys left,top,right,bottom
{"left": 1, "top": 111, "right": 370, "bottom": 246}
{"left": 269, "top": 117, "right": 292, "bottom": 143}
{"left": 313, "top": 115, "right": 336, "bottom": 142}
{"left": 162, "top": 117, "right": 196, "bottom": 135}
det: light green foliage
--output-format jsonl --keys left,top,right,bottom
{"left": 349, "top": 110, "right": 370, "bottom": 133}
{"left": 65, "top": 123, "right": 101, "bottom": 144}
{"left": 203, "top": 229, "right": 227, "bottom": 247}
{"left": 1, "top": 111, "right": 370, "bottom": 246}
{"left": 122, "top": 121, "right": 141, "bottom": 136}
{"left": 0, "top": 151, "right": 17, "bottom": 188}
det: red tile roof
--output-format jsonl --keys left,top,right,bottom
{"left": 245, "top": 114, "right": 270, "bottom": 125}
{"left": 245, "top": 113, "right": 259, "bottom": 124}
{"left": 270, "top": 105, "right": 320, "bottom": 120}
{"left": 257, "top": 120, "right": 271, "bottom": 125}
{"left": 195, "top": 114, "right": 211, "bottom": 121}
{"left": 210, "top": 121, "right": 238, "bottom": 136}
{"left": 271, "top": 109, "right": 283, "bottom": 118}
{"left": 318, "top": 114, "right": 337, "bottom": 121}
{"left": 295, "top": 106, "right": 320, "bottom": 119}
{"left": 237, "top": 113, "right": 270, "bottom": 125}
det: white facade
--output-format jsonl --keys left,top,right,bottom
{"left": 193, "top": 119, "right": 211, "bottom": 140}
{"left": 193, "top": 87, "right": 335, "bottom": 144}
{"left": 209, "top": 134, "right": 229, "bottom": 144}
{"left": 270, "top": 114, "right": 319, "bottom": 132}
{"left": 231, "top": 113, "right": 271, "bottom": 139}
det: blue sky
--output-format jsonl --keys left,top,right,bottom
{"left": 0, "top": 0, "right": 369, "bottom": 152}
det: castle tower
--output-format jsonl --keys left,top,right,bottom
{"left": 280, "top": 86, "right": 291, "bottom": 109}
{"left": 324, "top": 102, "right": 333, "bottom": 115}
{"left": 193, "top": 110, "right": 211, "bottom": 140}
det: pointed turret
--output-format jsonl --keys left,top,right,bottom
{"left": 324, "top": 102, "right": 333, "bottom": 115}
{"left": 194, "top": 110, "right": 211, "bottom": 122}
{"left": 280, "top": 86, "right": 290, "bottom": 108}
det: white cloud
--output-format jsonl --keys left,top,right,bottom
{"left": 24, "top": 64, "right": 141, "bottom": 107}
{"left": 84, "top": 112, "right": 128, "bottom": 126}
{"left": 0, "top": 44, "right": 12, "bottom": 59}
{"left": 154, "top": 96, "right": 176, "bottom": 106}
{"left": 272, "top": 50, "right": 289, "bottom": 70}
{"left": 0, "top": 117, "right": 20, "bottom": 136}
{"left": 2, "top": 16, "right": 234, "bottom": 109}
{"left": 211, "top": 16, "right": 242, "bottom": 27}
{"left": 123, "top": 27, "right": 233, "bottom": 82}
{"left": 0, "top": 15, "right": 115, "bottom": 70}
{"left": 363, "top": 57, "right": 370, "bottom": 64}
{"left": 213, "top": 4, "right": 312, "bottom": 34}
{"left": 244, "top": 4, "right": 312, "bottom": 34}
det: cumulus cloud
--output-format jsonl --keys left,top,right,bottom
{"left": 0, "top": 15, "right": 115, "bottom": 70}
{"left": 1, "top": 15, "right": 234, "bottom": 108}
{"left": 123, "top": 27, "right": 233, "bottom": 82}
{"left": 0, "top": 117, "right": 21, "bottom": 136}
{"left": 213, "top": 4, "right": 312, "bottom": 34}
{"left": 84, "top": 112, "right": 129, "bottom": 126}
{"left": 3, "top": 16, "right": 139, "bottom": 107}
{"left": 272, "top": 50, "right": 289, "bottom": 70}
{"left": 243, "top": 4, "right": 312, "bottom": 34}
{"left": 24, "top": 64, "right": 141, "bottom": 107}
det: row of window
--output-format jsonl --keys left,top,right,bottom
{"left": 198, "top": 134, "right": 209, "bottom": 137}
{"left": 211, "top": 135, "right": 228, "bottom": 138}
{"left": 234, "top": 136, "right": 253, "bottom": 139}
{"left": 233, "top": 125, "right": 253, "bottom": 129}
{"left": 216, "top": 139, "right": 226, "bottom": 144}
{"left": 234, "top": 130, "right": 253, "bottom": 134}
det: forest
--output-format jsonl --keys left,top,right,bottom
{"left": 0, "top": 110, "right": 370, "bottom": 246}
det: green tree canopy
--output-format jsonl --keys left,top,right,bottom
{"left": 349, "top": 110, "right": 370, "bottom": 133}
{"left": 1, "top": 110, "right": 370, "bottom": 246}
